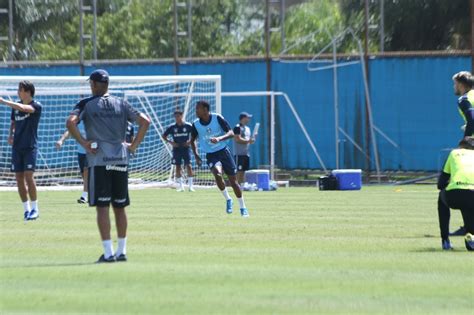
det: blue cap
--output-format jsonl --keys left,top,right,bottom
{"left": 88, "top": 69, "right": 109, "bottom": 83}
{"left": 239, "top": 112, "right": 253, "bottom": 120}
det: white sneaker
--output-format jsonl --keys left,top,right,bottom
{"left": 27, "top": 209, "right": 39, "bottom": 220}
{"left": 176, "top": 187, "right": 185, "bottom": 192}
{"left": 189, "top": 187, "right": 195, "bottom": 192}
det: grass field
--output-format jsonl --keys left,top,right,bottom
{"left": 0, "top": 185, "right": 472, "bottom": 314}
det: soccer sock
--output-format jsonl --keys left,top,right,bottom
{"left": 102, "top": 240, "right": 114, "bottom": 259}
{"left": 177, "top": 177, "right": 184, "bottom": 188}
{"left": 81, "top": 191, "right": 88, "bottom": 199}
{"left": 238, "top": 197, "right": 246, "bottom": 209}
{"left": 31, "top": 200, "right": 38, "bottom": 211}
{"left": 221, "top": 188, "right": 232, "bottom": 201}
{"left": 22, "top": 201, "right": 31, "bottom": 213}
{"left": 116, "top": 237, "right": 127, "bottom": 256}
{"left": 188, "top": 177, "right": 194, "bottom": 188}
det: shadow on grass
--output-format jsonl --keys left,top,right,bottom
{"left": 410, "top": 247, "right": 466, "bottom": 253}
{"left": 0, "top": 262, "right": 98, "bottom": 269}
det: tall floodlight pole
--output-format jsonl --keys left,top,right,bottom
{"left": 173, "top": 0, "right": 179, "bottom": 74}
{"left": 471, "top": 0, "right": 474, "bottom": 73}
{"left": 332, "top": 39, "right": 340, "bottom": 169}
{"left": 265, "top": 0, "right": 272, "bottom": 167}
{"left": 380, "top": 0, "right": 384, "bottom": 53}
{"left": 364, "top": 0, "right": 371, "bottom": 179}
{"left": 79, "top": 0, "right": 84, "bottom": 75}
{"left": 8, "top": 0, "right": 13, "bottom": 61}
{"left": 280, "top": 0, "right": 286, "bottom": 52}
{"left": 92, "top": 0, "right": 97, "bottom": 60}
{"left": 187, "top": 0, "right": 192, "bottom": 58}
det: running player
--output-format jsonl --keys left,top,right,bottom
{"left": 0, "top": 81, "right": 42, "bottom": 221}
{"left": 162, "top": 110, "right": 194, "bottom": 192}
{"left": 190, "top": 100, "right": 249, "bottom": 217}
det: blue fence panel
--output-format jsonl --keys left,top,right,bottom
{"left": 1, "top": 56, "right": 471, "bottom": 171}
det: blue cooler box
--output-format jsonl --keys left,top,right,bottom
{"left": 245, "top": 170, "right": 270, "bottom": 191}
{"left": 331, "top": 169, "right": 362, "bottom": 191}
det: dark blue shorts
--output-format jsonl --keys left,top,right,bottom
{"left": 172, "top": 147, "right": 191, "bottom": 166}
{"left": 206, "top": 147, "right": 237, "bottom": 176}
{"left": 78, "top": 153, "right": 88, "bottom": 174}
{"left": 11, "top": 148, "right": 37, "bottom": 173}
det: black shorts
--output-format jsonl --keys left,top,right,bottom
{"left": 206, "top": 147, "right": 237, "bottom": 176}
{"left": 88, "top": 165, "right": 130, "bottom": 208}
{"left": 172, "top": 147, "right": 191, "bottom": 166}
{"left": 235, "top": 155, "right": 250, "bottom": 172}
{"left": 77, "top": 153, "right": 88, "bottom": 174}
{"left": 11, "top": 148, "right": 37, "bottom": 173}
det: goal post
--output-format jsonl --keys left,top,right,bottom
{"left": 0, "top": 75, "right": 221, "bottom": 188}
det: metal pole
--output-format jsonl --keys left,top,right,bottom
{"left": 187, "top": 0, "right": 192, "bottom": 58}
{"left": 265, "top": 0, "right": 272, "bottom": 166}
{"left": 471, "top": 0, "right": 474, "bottom": 73}
{"left": 332, "top": 39, "right": 339, "bottom": 169}
{"left": 280, "top": 0, "right": 286, "bottom": 52}
{"left": 173, "top": 0, "right": 179, "bottom": 74}
{"left": 79, "top": 0, "right": 84, "bottom": 75}
{"left": 92, "top": 0, "right": 97, "bottom": 60}
{"left": 380, "top": 0, "right": 384, "bottom": 53}
{"left": 270, "top": 92, "right": 275, "bottom": 180}
{"left": 8, "top": 0, "right": 13, "bottom": 61}
{"left": 364, "top": 0, "right": 371, "bottom": 178}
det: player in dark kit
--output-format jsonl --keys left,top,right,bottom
{"left": 67, "top": 69, "right": 150, "bottom": 263}
{"left": 190, "top": 100, "right": 249, "bottom": 217}
{"left": 0, "top": 81, "right": 42, "bottom": 221}
{"left": 162, "top": 110, "right": 195, "bottom": 192}
{"left": 453, "top": 71, "right": 474, "bottom": 137}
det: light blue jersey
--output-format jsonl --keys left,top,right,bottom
{"left": 191, "top": 113, "right": 232, "bottom": 154}
{"left": 77, "top": 123, "right": 86, "bottom": 155}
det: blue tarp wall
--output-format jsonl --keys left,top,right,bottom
{"left": 1, "top": 56, "right": 470, "bottom": 171}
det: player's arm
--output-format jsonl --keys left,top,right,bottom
{"left": 0, "top": 97, "right": 37, "bottom": 113}
{"left": 211, "top": 115, "right": 234, "bottom": 143}
{"left": 190, "top": 124, "right": 202, "bottom": 166}
{"left": 128, "top": 113, "right": 150, "bottom": 153}
{"left": 8, "top": 120, "right": 14, "bottom": 146}
{"left": 233, "top": 126, "right": 254, "bottom": 144}
{"left": 66, "top": 114, "right": 94, "bottom": 153}
{"left": 161, "top": 127, "right": 178, "bottom": 147}
{"left": 55, "top": 130, "right": 70, "bottom": 150}
{"left": 437, "top": 153, "right": 452, "bottom": 190}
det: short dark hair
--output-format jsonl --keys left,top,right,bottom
{"left": 452, "top": 71, "right": 473, "bottom": 88}
{"left": 18, "top": 80, "right": 35, "bottom": 97}
{"left": 196, "top": 100, "right": 210, "bottom": 111}
{"left": 174, "top": 109, "right": 183, "bottom": 115}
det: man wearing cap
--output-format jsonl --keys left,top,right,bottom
{"left": 67, "top": 69, "right": 150, "bottom": 263}
{"left": 233, "top": 112, "right": 256, "bottom": 184}
{"left": 453, "top": 71, "right": 474, "bottom": 137}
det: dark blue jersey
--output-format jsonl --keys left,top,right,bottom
{"left": 126, "top": 121, "right": 134, "bottom": 143}
{"left": 458, "top": 92, "right": 474, "bottom": 137}
{"left": 10, "top": 100, "right": 42, "bottom": 150}
{"left": 163, "top": 122, "right": 193, "bottom": 144}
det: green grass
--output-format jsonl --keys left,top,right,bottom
{"left": 0, "top": 186, "right": 472, "bottom": 314}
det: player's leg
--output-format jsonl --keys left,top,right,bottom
{"left": 222, "top": 148, "right": 249, "bottom": 217}
{"left": 455, "top": 190, "right": 474, "bottom": 251}
{"left": 24, "top": 149, "right": 39, "bottom": 220}
{"left": 173, "top": 149, "right": 185, "bottom": 192}
{"left": 77, "top": 154, "right": 88, "bottom": 203}
{"left": 111, "top": 165, "right": 130, "bottom": 261}
{"left": 235, "top": 156, "right": 245, "bottom": 184}
{"left": 184, "top": 149, "right": 194, "bottom": 191}
{"left": 12, "top": 149, "right": 30, "bottom": 219}
{"left": 437, "top": 190, "right": 452, "bottom": 249}
{"left": 90, "top": 166, "right": 115, "bottom": 262}
{"left": 208, "top": 152, "right": 233, "bottom": 214}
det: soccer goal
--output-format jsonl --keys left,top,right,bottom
{"left": 0, "top": 75, "right": 221, "bottom": 188}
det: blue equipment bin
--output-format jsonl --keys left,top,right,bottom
{"left": 245, "top": 170, "right": 270, "bottom": 191}
{"left": 331, "top": 169, "right": 362, "bottom": 191}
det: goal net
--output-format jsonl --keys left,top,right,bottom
{"left": 0, "top": 75, "right": 221, "bottom": 188}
